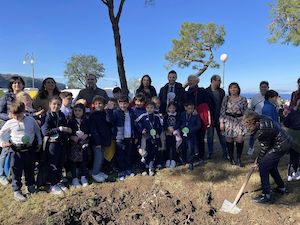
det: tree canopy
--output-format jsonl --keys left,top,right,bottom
{"left": 165, "top": 22, "right": 225, "bottom": 81}
{"left": 269, "top": 0, "right": 300, "bottom": 46}
{"left": 64, "top": 54, "right": 105, "bottom": 88}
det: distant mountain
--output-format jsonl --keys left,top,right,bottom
{"left": 0, "top": 74, "right": 65, "bottom": 90}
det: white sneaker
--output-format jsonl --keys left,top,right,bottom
{"left": 247, "top": 147, "right": 254, "bottom": 156}
{"left": 80, "top": 176, "right": 89, "bottom": 187}
{"left": 57, "top": 182, "right": 68, "bottom": 191}
{"left": 14, "top": 191, "right": 27, "bottom": 202}
{"left": 170, "top": 160, "right": 176, "bottom": 168}
{"left": 72, "top": 178, "right": 81, "bottom": 188}
{"left": 98, "top": 172, "right": 108, "bottom": 179}
{"left": 165, "top": 160, "right": 171, "bottom": 168}
{"left": 118, "top": 176, "right": 125, "bottom": 181}
{"left": 293, "top": 171, "right": 300, "bottom": 180}
{"left": 142, "top": 171, "right": 148, "bottom": 176}
{"left": 50, "top": 185, "right": 63, "bottom": 195}
{"left": 0, "top": 177, "right": 9, "bottom": 186}
{"left": 92, "top": 174, "right": 105, "bottom": 183}
{"left": 149, "top": 169, "right": 155, "bottom": 176}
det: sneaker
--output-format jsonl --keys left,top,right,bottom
{"left": 50, "top": 185, "right": 63, "bottom": 195}
{"left": 252, "top": 194, "right": 272, "bottom": 204}
{"left": 0, "top": 176, "right": 9, "bottom": 186}
{"left": 156, "top": 164, "right": 162, "bottom": 169}
{"left": 126, "top": 170, "right": 135, "bottom": 177}
{"left": 247, "top": 147, "right": 254, "bottom": 156}
{"left": 236, "top": 159, "right": 244, "bottom": 168}
{"left": 80, "top": 176, "right": 89, "bottom": 187}
{"left": 118, "top": 176, "right": 125, "bottom": 181}
{"left": 92, "top": 174, "right": 105, "bottom": 183}
{"left": 188, "top": 163, "right": 194, "bottom": 171}
{"left": 287, "top": 172, "right": 295, "bottom": 182}
{"left": 142, "top": 171, "right": 148, "bottom": 176}
{"left": 57, "top": 182, "right": 68, "bottom": 191}
{"left": 27, "top": 185, "right": 38, "bottom": 194}
{"left": 170, "top": 160, "right": 176, "bottom": 168}
{"left": 149, "top": 169, "right": 155, "bottom": 176}
{"left": 14, "top": 191, "right": 27, "bottom": 202}
{"left": 98, "top": 172, "right": 108, "bottom": 179}
{"left": 272, "top": 187, "right": 289, "bottom": 195}
{"left": 165, "top": 160, "right": 171, "bottom": 168}
{"left": 293, "top": 171, "right": 300, "bottom": 180}
{"left": 72, "top": 178, "right": 81, "bottom": 188}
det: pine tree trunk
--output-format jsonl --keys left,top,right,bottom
{"left": 111, "top": 21, "right": 129, "bottom": 95}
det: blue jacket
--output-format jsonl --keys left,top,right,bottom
{"left": 262, "top": 100, "right": 279, "bottom": 123}
{"left": 89, "top": 110, "right": 112, "bottom": 147}
{"left": 132, "top": 107, "right": 146, "bottom": 120}
{"left": 179, "top": 112, "right": 201, "bottom": 138}
{"left": 113, "top": 108, "right": 136, "bottom": 140}
{"left": 0, "top": 92, "right": 15, "bottom": 122}
{"left": 41, "top": 111, "right": 68, "bottom": 142}
{"left": 136, "top": 112, "right": 162, "bottom": 136}
{"left": 67, "top": 117, "right": 90, "bottom": 136}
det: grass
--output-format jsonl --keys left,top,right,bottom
{"left": 0, "top": 136, "right": 299, "bottom": 225}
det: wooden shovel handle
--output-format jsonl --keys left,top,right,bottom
{"left": 231, "top": 166, "right": 256, "bottom": 207}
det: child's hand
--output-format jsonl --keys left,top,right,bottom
{"left": 134, "top": 139, "right": 139, "bottom": 144}
{"left": 2, "top": 142, "right": 12, "bottom": 148}
{"left": 62, "top": 127, "right": 72, "bottom": 134}
{"left": 192, "top": 110, "right": 198, "bottom": 116}
{"left": 142, "top": 129, "right": 147, "bottom": 134}
{"left": 35, "top": 109, "right": 45, "bottom": 116}
{"left": 220, "top": 122, "right": 225, "bottom": 131}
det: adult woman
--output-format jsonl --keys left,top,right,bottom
{"left": 33, "top": 77, "right": 61, "bottom": 111}
{"left": 135, "top": 75, "right": 157, "bottom": 101}
{"left": 0, "top": 76, "right": 25, "bottom": 185}
{"left": 220, "top": 82, "right": 248, "bottom": 167}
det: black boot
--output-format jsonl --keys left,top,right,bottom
{"left": 226, "top": 142, "right": 235, "bottom": 165}
{"left": 236, "top": 142, "right": 244, "bottom": 167}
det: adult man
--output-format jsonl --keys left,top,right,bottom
{"left": 159, "top": 70, "right": 185, "bottom": 114}
{"left": 206, "top": 75, "right": 227, "bottom": 159}
{"left": 248, "top": 81, "right": 269, "bottom": 155}
{"left": 290, "top": 77, "right": 300, "bottom": 111}
{"left": 185, "top": 75, "right": 213, "bottom": 162}
{"left": 242, "top": 110, "right": 290, "bottom": 204}
{"left": 76, "top": 74, "right": 109, "bottom": 112}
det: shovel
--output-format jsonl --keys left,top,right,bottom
{"left": 220, "top": 165, "right": 256, "bottom": 214}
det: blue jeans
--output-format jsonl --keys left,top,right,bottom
{"left": 47, "top": 143, "right": 64, "bottom": 185}
{"left": 92, "top": 146, "right": 104, "bottom": 175}
{"left": 0, "top": 147, "right": 10, "bottom": 177}
{"left": 207, "top": 126, "right": 227, "bottom": 156}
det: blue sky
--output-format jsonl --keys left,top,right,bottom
{"left": 0, "top": 0, "right": 299, "bottom": 94}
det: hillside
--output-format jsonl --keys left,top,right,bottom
{"left": 0, "top": 74, "right": 65, "bottom": 90}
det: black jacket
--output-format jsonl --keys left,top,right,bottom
{"left": 89, "top": 110, "right": 112, "bottom": 147}
{"left": 256, "top": 115, "right": 291, "bottom": 163}
{"left": 184, "top": 86, "right": 213, "bottom": 110}
{"left": 159, "top": 82, "right": 185, "bottom": 114}
{"left": 206, "top": 85, "right": 225, "bottom": 123}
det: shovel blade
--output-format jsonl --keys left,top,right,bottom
{"left": 220, "top": 199, "right": 241, "bottom": 214}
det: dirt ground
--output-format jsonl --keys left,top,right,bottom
{"left": 0, "top": 143, "right": 299, "bottom": 225}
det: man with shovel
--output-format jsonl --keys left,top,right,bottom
{"left": 242, "top": 110, "right": 291, "bottom": 204}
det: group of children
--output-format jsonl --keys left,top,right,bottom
{"left": 0, "top": 90, "right": 204, "bottom": 201}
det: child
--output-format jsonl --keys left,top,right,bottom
{"left": 0, "top": 101, "right": 42, "bottom": 201}
{"left": 89, "top": 95, "right": 112, "bottom": 183}
{"left": 68, "top": 103, "right": 89, "bottom": 187}
{"left": 113, "top": 95, "right": 136, "bottom": 180}
{"left": 16, "top": 91, "right": 44, "bottom": 123}
{"left": 41, "top": 96, "right": 72, "bottom": 194}
{"left": 163, "top": 102, "right": 181, "bottom": 168}
{"left": 132, "top": 94, "right": 147, "bottom": 166}
{"left": 136, "top": 101, "right": 162, "bottom": 176}
{"left": 152, "top": 96, "right": 166, "bottom": 168}
{"left": 59, "top": 91, "right": 73, "bottom": 120}
{"left": 180, "top": 102, "right": 201, "bottom": 171}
